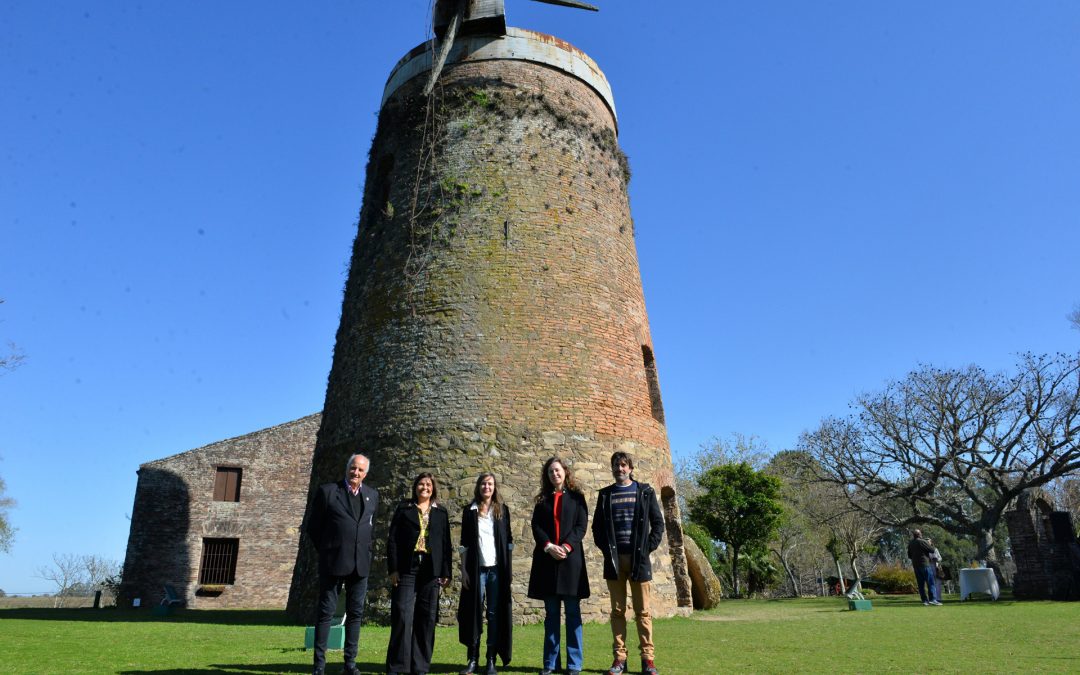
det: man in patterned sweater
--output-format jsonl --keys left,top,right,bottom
{"left": 592, "top": 452, "right": 666, "bottom": 675}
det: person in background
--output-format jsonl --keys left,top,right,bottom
{"left": 527, "top": 457, "right": 590, "bottom": 675}
{"left": 457, "top": 473, "right": 514, "bottom": 675}
{"left": 386, "top": 472, "right": 452, "bottom": 675}
{"left": 305, "top": 453, "right": 379, "bottom": 675}
{"left": 927, "top": 537, "right": 945, "bottom": 601}
{"left": 907, "top": 529, "right": 941, "bottom": 606}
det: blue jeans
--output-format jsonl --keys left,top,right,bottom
{"left": 914, "top": 564, "right": 938, "bottom": 603}
{"left": 543, "top": 595, "right": 583, "bottom": 671}
{"left": 479, "top": 567, "right": 499, "bottom": 649}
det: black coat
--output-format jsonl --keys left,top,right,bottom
{"left": 305, "top": 481, "right": 379, "bottom": 578}
{"left": 457, "top": 503, "right": 513, "bottom": 663}
{"left": 592, "top": 481, "right": 665, "bottom": 581}
{"left": 527, "top": 490, "right": 590, "bottom": 599}
{"left": 386, "top": 500, "right": 453, "bottom": 579}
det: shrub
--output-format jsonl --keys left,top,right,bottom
{"left": 682, "top": 521, "right": 721, "bottom": 575}
{"left": 870, "top": 561, "right": 917, "bottom": 593}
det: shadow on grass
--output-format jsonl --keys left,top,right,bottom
{"left": 0, "top": 607, "right": 295, "bottom": 625}
{"left": 117, "top": 662, "right": 543, "bottom": 675}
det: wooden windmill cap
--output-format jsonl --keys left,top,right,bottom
{"left": 382, "top": 27, "right": 618, "bottom": 131}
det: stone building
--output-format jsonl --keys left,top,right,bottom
{"left": 286, "top": 7, "right": 692, "bottom": 623}
{"left": 1005, "top": 490, "right": 1080, "bottom": 601}
{"left": 119, "top": 414, "right": 320, "bottom": 608}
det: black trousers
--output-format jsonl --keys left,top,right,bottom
{"left": 387, "top": 553, "right": 440, "bottom": 673}
{"left": 314, "top": 570, "right": 368, "bottom": 671}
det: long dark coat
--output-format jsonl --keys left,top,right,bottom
{"left": 457, "top": 503, "right": 513, "bottom": 663}
{"left": 527, "top": 490, "right": 590, "bottom": 600}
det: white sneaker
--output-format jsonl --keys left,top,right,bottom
{"left": 929, "top": 600, "right": 942, "bottom": 606}
{"left": 923, "top": 602, "right": 930, "bottom": 606}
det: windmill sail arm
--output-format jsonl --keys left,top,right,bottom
{"left": 530, "top": 0, "right": 599, "bottom": 10}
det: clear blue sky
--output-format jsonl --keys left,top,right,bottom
{"left": 2, "top": 1, "right": 1078, "bottom": 594}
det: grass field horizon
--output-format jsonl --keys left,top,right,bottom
{"left": 2, "top": 593, "right": 1078, "bottom": 673}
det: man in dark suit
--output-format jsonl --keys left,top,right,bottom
{"left": 305, "top": 452, "right": 379, "bottom": 675}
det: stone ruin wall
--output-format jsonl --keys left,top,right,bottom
{"left": 1006, "top": 492, "right": 1080, "bottom": 601}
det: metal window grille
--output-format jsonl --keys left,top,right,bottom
{"left": 198, "top": 538, "right": 239, "bottom": 585}
{"left": 213, "top": 467, "right": 242, "bottom": 502}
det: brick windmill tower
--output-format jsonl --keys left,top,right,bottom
{"left": 287, "top": 0, "right": 691, "bottom": 622}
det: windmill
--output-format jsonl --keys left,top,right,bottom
{"left": 426, "top": 0, "right": 599, "bottom": 95}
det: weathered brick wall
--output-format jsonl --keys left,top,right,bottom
{"left": 120, "top": 414, "right": 320, "bottom": 608}
{"left": 288, "top": 34, "right": 689, "bottom": 623}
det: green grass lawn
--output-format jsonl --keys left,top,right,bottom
{"left": 1, "top": 594, "right": 1078, "bottom": 674}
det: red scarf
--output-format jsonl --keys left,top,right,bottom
{"left": 553, "top": 491, "right": 563, "bottom": 544}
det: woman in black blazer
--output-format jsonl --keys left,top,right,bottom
{"left": 527, "top": 457, "right": 590, "bottom": 675}
{"left": 457, "top": 472, "right": 514, "bottom": 674}
{"left": 386, "top": 472, "right": 452, "bottom": 675}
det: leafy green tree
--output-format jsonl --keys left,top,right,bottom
{"left": 676, "top": 433, "right": 771, "bottom": 511}
{"left": 689, "top": 462, "right": 784, "bottom": 597}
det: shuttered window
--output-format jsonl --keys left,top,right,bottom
{"left": 213, "top": 467, "right": 242, "bottom": 502}
{"left": 198, "top": 538, "right": 239, "bottom": 585}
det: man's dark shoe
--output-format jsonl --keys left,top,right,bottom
{"left": 642, "top": 658, "right": 659, "bottom": 674}
{"left": 484, "top": 654, "right": 498, "bottom": 675}
{"left": 460, "top": 658, "right": 479, "bottom": 674}
{"left": 343, "top": 667, "right": 360, "bottom": 675}
{"left": 609, "top": 659, "right": 629, "bottom": 674}
{"left": 313, "top": 669, "right": 324, "bottom": 675}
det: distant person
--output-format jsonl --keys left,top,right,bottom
{"left": 305, "top": 452, "right": 379, "bottom": 675}
{"left": 927, "top": 538, "right": 945, "bottom": 600}
{"left": 457, "top": 473, "right": 514, "bottom": 675}
{"left": 386, "top": 472, "right": 452, "bottom": 675}
{"left": 592, "top": 452, "right": 665, "bottom": 675}
{"left": 907, "top": 529, "right": 941, "bottom": 606}
{"left": 528, "top": 457, "right": 590, "bottom": 675}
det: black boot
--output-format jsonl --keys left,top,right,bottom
{"left": 460, "top": 645, "right": 480, "bottom": 675}
{"left": 484, "top": 647, "right": 498, "bottom": 675}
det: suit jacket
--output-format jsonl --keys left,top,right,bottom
{"left": 527, "top": 490, "right": 590, "bottom": 599}
{"left": 386, "top": 500, "right": 453, "bottom": 579}
{"left": 305, "top": 480, "right": 379, "bottom": 578}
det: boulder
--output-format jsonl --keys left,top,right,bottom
{"left": 683, "top": 536, "right": 723, "bottom": 609}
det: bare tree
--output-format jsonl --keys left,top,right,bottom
{"left": 82, "top": 555, "right": 120, "bottom": 590}
{"left": 0, "top": 472, "right": 13, "bottom": 553}
{"left": 802, "top": 352, "right": 1080, "bottom": 566}
{"left": 1069, "top": 305, "right": 1080, "bottom": 332}
{"left": 36, "top": 553, "right": 84, "bottom": 607}
{"left": 0, "top": 299, "right": 26, "bottom": 376}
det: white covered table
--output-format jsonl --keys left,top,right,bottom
{"left": 959, "top": 567, "right": 999, "bottom": 600}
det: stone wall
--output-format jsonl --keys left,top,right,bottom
{"left": 119, "top": 414, "right": 320, "bottom": 608}
{"left": 1005, "top": 491, "right": 1080, "bottom": 600}
{"left": 287, "top": 32, "right": 689, "bottom": 623}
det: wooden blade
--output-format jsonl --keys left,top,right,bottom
{"left": 529, "top": 0, "right": 599, "bottom": 11}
